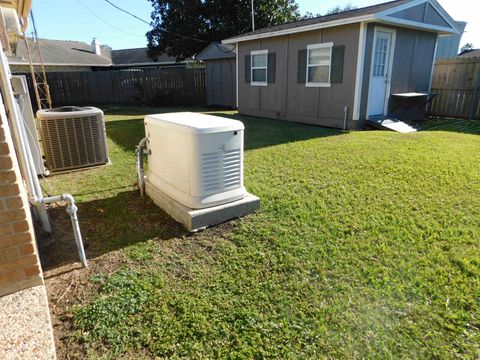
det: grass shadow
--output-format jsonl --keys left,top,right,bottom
{"left": 419, "top": 118, "right": 480, "bottom": 135}
{"left": 38, "top": 190, "right": 186, "bottom": 271}
{"left": 103, "top": 105, "right": 344, "bottom": 153}
{"left": 213, "top": 112, "right": 343, "bottom": 151}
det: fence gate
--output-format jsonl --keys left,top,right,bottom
{"left": 428, "top": 58, "right": 480, "bottom": 119}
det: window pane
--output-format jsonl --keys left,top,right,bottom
{"left": 308, "top": 65, "right": 330, "bottom": 83}
{"left": 252, "top": 54, "right": 267, "bottom": 67}
{"left": 308, "top": 47, "right": 330, "bottom": 65}
{"left": 252, "top": 68, "right": 267, "bottom": 82}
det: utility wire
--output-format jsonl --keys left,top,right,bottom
{"left": 86, "top": 0, "right": 234, "bottom": 56}
{"left": 101, "top": 0, "right": 209, "bottom": 43}
{"left": 77, "top": 0, "right": 145, "bottom": 37}
{"left": 101, "top": 0, "right": 235, "bottom": 55}
{"left": 102, "top": 0, "right": 150, "bottom": 25}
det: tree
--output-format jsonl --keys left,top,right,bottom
{"left": 301, "top": 11, "right": 321, "bottom": 19}
{"left": 146, "top": 0, "right": 301, "bottom": 60}
{"left": 460, "top": 43, "right": 474, "bottom": 52}
{"left": 301, "top": 3, "right": 356, "bottom": 19}
{"left": 325, "top": 3, "right": 357, "bottom": 15}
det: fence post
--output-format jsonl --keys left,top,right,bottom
{"left": 468, "top": 62, "right": 480, "bottom": 120}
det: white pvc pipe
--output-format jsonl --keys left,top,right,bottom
{"left": 0, "top": 40, "right": 51, "bottom": 232}
{"left": 0, "top": 44, "right": 87, "bottom": 267}
{"left": 39, "top": 194, "right": 88, "bottom": 268}
{"left": 136, "top": 137, "right": 147, "bottom": 197}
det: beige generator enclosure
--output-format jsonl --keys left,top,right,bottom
{"left": 37, "top": 106, "right": 108, "bottom": 172}
{"left": 144, "top": 112, "right": 246, "bottom": 209}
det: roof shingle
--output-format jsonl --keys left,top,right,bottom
{"left": 223, "top": 0, "right": 412, "bottom": 42}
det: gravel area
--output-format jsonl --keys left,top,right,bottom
{"left": 0, "top": 285, "right": 56, "bottom": 360}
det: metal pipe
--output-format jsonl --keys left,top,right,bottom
{"left": 136, "top": 137, "right": 148, "bottom": 197}
{"left": 343, "top": 105, "right": 348, "bottom": 131}
{"left": 251, "top": 0, "right": 255, "bottom": 31}
{"left": 0, "top": 44, "right": 86, "bottom": 267}
{"left": 0, "top": 41, "right": 51, "bottom": 232}
{"left": 38, "top": 194, "right": 88, "bottom": 268}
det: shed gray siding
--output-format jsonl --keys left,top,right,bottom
{"left": 359, "top": 23, "right": 437, "bottom": 123}
{"left": 238, "top": 23, "right": 360, "bottom": 129}
{"left": 206, "top": 59, "right": 236, "bottom": 108}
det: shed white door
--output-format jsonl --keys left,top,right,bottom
{"left": 367, "top": 29, "right": 394, "bottom": 117}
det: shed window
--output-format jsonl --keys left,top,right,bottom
{"left": 251, "top": 50, "right": 268, "bottom": 86}
{"left": 306, "top": 42, "right": 333, "bottom": 87}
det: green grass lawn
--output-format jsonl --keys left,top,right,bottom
{"left": 43, "top": 109, "right": 480, "bottom": 358}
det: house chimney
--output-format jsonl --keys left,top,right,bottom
{"left": 91, "top": 37, "right": 101, "bottom": 55}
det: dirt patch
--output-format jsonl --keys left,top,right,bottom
{"left": 40, "top": 204, "right": 241, "bottom": 358}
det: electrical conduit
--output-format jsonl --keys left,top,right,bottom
{"left": 0, "top": 45, "right": 88, "bottom": 267}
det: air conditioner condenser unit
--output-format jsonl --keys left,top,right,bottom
{"left": 37, "top": 106, "right": 108, "bottom": 172}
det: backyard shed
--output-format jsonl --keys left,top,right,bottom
{"left": 197, "top": 42, "right": 236, "bottom": 108}
{"left": 223, "top": 0, "right": 460, "bottom": 129}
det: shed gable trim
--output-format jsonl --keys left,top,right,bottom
{"left": 222, "top": 0, "right": 458, "bottom": 44}
{"left": 376, "top": 0, "right": 459, "bottom": 33}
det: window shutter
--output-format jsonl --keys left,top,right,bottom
{"left": 330, "top": 45, "right": 345, "bottom": 84}
{"left": 297, "top": 49, "right": 307, "bottom": 84}
{"left": 244, "top": 55, "right": 251, "bottom": 83}
{"left": 267, "top": 52, "right": 276, "bottom": 83}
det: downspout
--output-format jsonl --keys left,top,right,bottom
{"left": 235, "top": 42, "right": 239, "bottom": 109}
{"left": 0, "top": 41, "right": 87, "bottom": 267}
{"left": 136, "top": 137, "right": 148, "bottom": 197}
{"left": 0, "top": 39, "right": 51, "bottom": 232}
{"left": 343, "top": 106, "right": 348, "bottom": 130}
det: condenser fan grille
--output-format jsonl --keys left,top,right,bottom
{"left": 38, "top": 109, "right": 108, "bottom": 172}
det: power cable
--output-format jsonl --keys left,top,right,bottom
{"left": 100, "top": 0, "right": 209, "bottom": 43}
{"left": 102, "top": 0, "right": 150, "bottom": 25}
{"left": 77, "top": 0, "right": 145, "bottom": 37}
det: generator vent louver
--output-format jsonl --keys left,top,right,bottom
{"left": 201, "top": 149, "right": 241, "bottom": 193}
{"left": 37, "top": 107, "right": 108, "bottom": 172}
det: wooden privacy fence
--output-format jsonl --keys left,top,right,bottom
{"left": 20, "top": 68, "right": 206, "bottom": 108}
{"left": 428, "top": 58, "right": 480, "bottom": 119}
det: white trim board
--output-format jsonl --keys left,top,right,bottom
{"left": 352, "top": 22, "right": 367, "bottom": 121}
{"left": 222, "top": 0, "right": 458, "bottom": 44}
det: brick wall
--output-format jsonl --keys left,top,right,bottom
{"left": 0, "top": 102, "right": 43, "bottom": 297}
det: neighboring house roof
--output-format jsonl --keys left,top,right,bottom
{"left": 8, "top": 38, "right": 112, "bottom": 67}
{"left": 197, "top": 42, "right": 236, "bottom": 61}
{"left": 110, "top": 48, "right": 186, "bottom": 67}
{"left": 458, "top": 49, "right": 480, "bottom": 58}
{"left": 7, "top": 38, "right": 192, "bottom": 68}
{"left": 223, "top": 0, "right": 459, "bottom": 44}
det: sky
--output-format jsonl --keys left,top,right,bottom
{"left": 27, "top": 0, "right": 477, "bottom": 50}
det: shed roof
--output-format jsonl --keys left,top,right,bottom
{"left": 223, "top": 0, "right": 459, "bottom": 44}
{"left": 458, "top": 49, "right": 480, "bottom": 58}
{"left": 197, "top": 43, "right": 236, "bottom": 61}
{"left": 8, "top": 38, "right": 112, "bottom": 66}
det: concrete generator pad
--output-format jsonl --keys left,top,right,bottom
{"left": 145, "top": 180, "right": 260, "bottom": 231}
